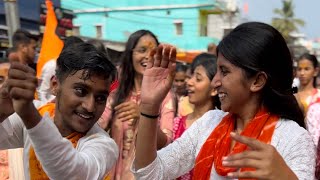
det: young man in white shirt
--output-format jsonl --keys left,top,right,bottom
{"left": 0, "top": 38, "right": 118, "bottom": 180}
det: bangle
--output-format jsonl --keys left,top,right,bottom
{"left": 140, "top": 112, "right": 159, "bottom": 119}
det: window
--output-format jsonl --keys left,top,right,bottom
{"left": 174, "top": 20, "right": 183, "bottom": 35}
{"left": 73, "top": 25, "right": 80, "bottom": 36}
{"left": 96, "top": 25, "right": 102, "bottom": 39}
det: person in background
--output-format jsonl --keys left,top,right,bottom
{"left": 87, "top": 39, "right": 109, "bottom": 58}
{"left": 172, "top": 63, "right": 187, "bottom": 100}
{"left": 295, "top": 53, "right": 319, "bottom": 116}
{"left": 173, "top": 53, "right": 220, "bottom": 179}
{"left": 0, "top": 39, "right": 118, "bottom": 179}
{"left": 0, "top": 62, "right": 10, "bottom": 180}
{"left": 133, "top": 22, "right": 314, "bottom": 179}
{"left": 0, "top": 62, "right": 9, "bottom": 88}
{"left": 207, "top": 43, "right": 217, "bottom": 56}
{"left": 172, "top": 63, "right": 193, "bottom": 117}
{"left": 11, "top": 29, "right": 38, "bottom": 66}
{"left": 98, "top": 30, "right": 175, "bottom": 180}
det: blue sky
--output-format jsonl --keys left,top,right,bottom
{"left": 238, "top": 0, "right": 319, "bottom": 39}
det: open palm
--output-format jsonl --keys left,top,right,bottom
{"left": 141, "top": 44, "right": 176, "bottom": 107}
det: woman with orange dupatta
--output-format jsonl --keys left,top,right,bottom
{"left": 132, "top": 22, "right": 315, "bottom": 180}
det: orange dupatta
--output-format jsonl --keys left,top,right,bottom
{"left": 29, "top": 103, "right": 84, "bottom": 180}
{"left": 193, "top": 108, "right": 278, "bottom": 180}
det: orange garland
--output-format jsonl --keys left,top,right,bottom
{"left": 193, "top": 108, "right": 279, "bottom": 180}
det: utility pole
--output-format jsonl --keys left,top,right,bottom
{"left": 4, "top": 0, "right": 20, "bottom": 47}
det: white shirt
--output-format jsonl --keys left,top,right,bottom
{"left": 132, "top": 110, "right": 316, "bottom": 180}
{"left": 0, "top": 108, "right": 119, "bottom": 180}
{"left": 38, "top": 60, "right": 56, "bottom": 103}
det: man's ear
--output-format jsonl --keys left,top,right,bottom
{"left": 250, "top": 72, "right": 267, "bottom": 93}
{"left": 50, "top": 76, "right": 58, "bottom": 96}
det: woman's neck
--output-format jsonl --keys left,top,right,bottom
{"left": 234, "top": 97, "right": 262, "bottom": 132}
{"left": 134, "top": 74, "right": 143, "bottom": 92}
{"left": 299, "top": 82, "right": 315, "bottom": 93}
{"left": 188, "top": 101, "right": 214, "bottom": 121}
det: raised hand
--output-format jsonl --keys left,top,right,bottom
{"left": 140, "top": 44, "right": 176, "bottom": 114}
{"left": 114, "top": 101, "right": 139, "bottom": 126}
{"left": 222, "top": 132, "right": 298, "bottom": 180}
{"left": 7, "top": 62, "right": 42, "bottom": 128}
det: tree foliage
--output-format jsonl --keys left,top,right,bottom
{"left": 271, "top": 0, "right": 305, "bottom": 43}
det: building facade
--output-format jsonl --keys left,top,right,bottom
{"left": 0, "top": 0, "right": 61, "bottom": 50}
{"left": 62, "top": 0, "right": 225, "bottom": 51}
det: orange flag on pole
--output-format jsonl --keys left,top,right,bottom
{"left": 36, "top": 0, "right": 64, "bottom": 78}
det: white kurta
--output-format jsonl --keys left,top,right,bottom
{"left": 0, "top": 111, "right": 119, "bottom": 180}
{"left": 132, "top": 110, "right": 316, "bottom": 180}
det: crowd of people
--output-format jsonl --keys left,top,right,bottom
{"left": 0, "top": 21, "right": 319, "bottom": 180}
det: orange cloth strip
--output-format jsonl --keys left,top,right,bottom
{"left": 193, "top": 108, "right": 278, "bottom": 180}
{"left": 29, "top": 103, "right": 84, "bottom": 180}
{"left": 36, "top": 0, "right": 64, "bottom": 78}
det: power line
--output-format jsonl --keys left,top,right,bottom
{"left": 67, "top": 0, "right": 200, "bottom": 20}
{"left": 106, "top": 16, "right": 200, "bottom": 33}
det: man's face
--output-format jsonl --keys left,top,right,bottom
{"left": 24, "top": 39, "right": 37, "bottom": 64}
{"left": 0, "top": 63, "right": 10, "bottom": 88}
{"left": 53, "top": 70, "right": 111, "bottom": 135}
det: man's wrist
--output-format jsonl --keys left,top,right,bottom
{"left": 18, "top": 103, "right": 42, "bottom": 129}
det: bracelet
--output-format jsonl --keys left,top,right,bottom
{"left": 140, "top": 112, "right": 159, "bottom": 119}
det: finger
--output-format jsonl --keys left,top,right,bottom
{"left": 114, "top": 102, "right": 131, "bottom": 111}
{"left": 222, "top": 158, "right": 262, "bottom": 169}
{"left": 154, "top": 45, "right": 163, "bottom": 67}
{"left": 160, "top": 45, "right": 170, "bottom": 68}
{"left": 10, "top": 62, "right": 35, "bottom": 74}
{"left": 223, "top": 150, "right": 262, "bottom": 161}
{"left": 117, "top": 111, "right": 131, "bottom": 119}
{"left": 119, "top": 116, "right": 133, "bottom": 122}
{"left": 115, "top": 106, "right": 136, "bottom": 115}
{"left": 227, "top": 169, "right": 263, "bottom": 179}
{"left": 8, "top": 69, "right": 28, "bottom": 80}
{"left": 146, "top": 48, "right": 156, "bottom": 69}
{"left": 230, "top": 132, "right": 264, "bottom": 150}
{"left": 7, "top": 79, "right": 37, "bottom": 92}
{"left": 167, "top": 47, "right": 177, "bottom": 82}
{"left": 9, "top": 87, "right": 35, "bottom": 100}
{"left": 116, "top": 103, "right": 138, "bottom": 115}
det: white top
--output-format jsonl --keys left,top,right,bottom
{"left": 0, "top": 107, "right": 119, "bottom": 180}
{"left": 132, "top": 110, "right": 316, "bottom": 180}
{"left": 38, "top": 60, "right": 56, "bottom": 103}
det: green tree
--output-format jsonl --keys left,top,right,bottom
{"left": 271, "top": 0, "right": 305, "bottom": 43}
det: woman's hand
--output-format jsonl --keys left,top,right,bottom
{"left": 223, "top": 132, "right": 298, "bottom": 180}
{"left": 115, "top": 101, "right": 139, "bottom": 126}
{"left": 140, "top": 44, "right": 176, "bottom": 115}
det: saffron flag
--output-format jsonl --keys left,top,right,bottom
{"left": 37, "top": 0, "right": 64, "bottom": 78}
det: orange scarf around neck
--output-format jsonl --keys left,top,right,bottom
{"left": 29, "top": 103, "right": 84, "bottom": 180}
{"left": 193, "top": 108, "right": 279, "bottom": 180}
